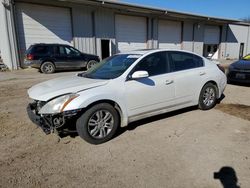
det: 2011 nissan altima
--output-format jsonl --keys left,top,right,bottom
{"left": 27, "top": 49, "right": 227, "bottom": 144}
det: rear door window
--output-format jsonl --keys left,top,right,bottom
{"left": 51, "top": 46, "right": 59, "bottom": 55}
{"left": 168, "top": 51, "right": 204, "bottom": 72}
{"left": 65, "top": 46, "right": 81, "bottom": 56}
{"left": 58, "top": 46, "right": 66, "bottom": 56}
{"left": 26, "top": 45, "right": 34, "bottom": 54}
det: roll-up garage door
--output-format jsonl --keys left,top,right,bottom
{"left": 204, "top": 26, "right": 220, "bottom": 44}
{"left": 115, "top": 15, "right": 147, "bottom": 52}
{"left": 16, "top": 3, "right": 73, "bottom": 55}
{"left": 158, "top": 20, "right": 182, "bottom": 49}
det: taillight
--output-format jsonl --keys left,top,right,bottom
{"left": 217, "top": 64, "right": 225, "bottom": 73}
{"left": 26, "top": 54, "right": 34, "bottom": 60}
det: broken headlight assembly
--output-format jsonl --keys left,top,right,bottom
{"left": 39, "top": 93, "right": 79, "bottom": 114}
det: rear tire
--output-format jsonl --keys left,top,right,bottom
{"left": 76, "top": 103, "right": 119, "bottom": 144}
{"left": 198, "top": 83, "right": 217, "bottom": 110}
{"left": 86, "top": 60, "right": 98, "bottom": 70}
{"left": 40, "top": 62, "right": 55, "bottom": 74}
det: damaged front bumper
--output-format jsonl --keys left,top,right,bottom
{"left": 27, "top": 102, "right": 81, "bottom": 134}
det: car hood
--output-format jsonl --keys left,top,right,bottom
{"left": 232, "top": 60, "right": 250, "bottom": 70}
{"left": 28, "top": 75, "right": 109, "bottom": 101}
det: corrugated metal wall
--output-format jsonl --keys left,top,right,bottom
{"left": 182, "top": 22, "right": 194, "bottom": 52}
{"left": 226, "top": 24, "right": 250, "bottom": 59}
{"left": 71, "top": 6, "right": 95, "bottom": 54}
{"left": 193, "top": 23, "right": 205, "bottom": 55}
{"left": 2, "top": 0, "right": 250, "bottom": 69}
{"left": 95, "top": 8, "right": 115, "bottom": 57}
{"left": 219, "top": 25, "right": 227, "bottom": 59}
{"left": 0, "top": 1, "right": 18, "bottom": 69}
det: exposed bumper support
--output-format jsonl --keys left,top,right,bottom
{"left": 27, "top": 104, "right": 51, "bottom": 134}
{"left": 27, "top": 103, "right": 81, "bottom": 135}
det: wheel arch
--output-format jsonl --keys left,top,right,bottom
{"left": 81, "top": 99, "right": 127, "bottom": 127}
{"left": 40, "top": 60, "right": 56, "bottom": 69}
{"left": 201, "top": 80, "right": 219, "bottom": 98}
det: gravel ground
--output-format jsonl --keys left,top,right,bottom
{"left": 0, "top": 68, "right": 249, "bottom": 188}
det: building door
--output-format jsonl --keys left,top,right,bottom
{"left": 16, "top": 3, "right": 73, "bottom": 64}
{"left": 203, "top": 44, "right": 218, "bottom": 59}
{"left": 158, "top": 20, "right": 182, "bottom": 50}
{"left": 203, "top": 25, "right": 220, "bottom": 59}
{"left": 115, "top": 15, "right": 147, "bottom": 53}
{"left": 101, "top": 39, "right": 111, "bottom": 59}
{"left": 239, "top": 43, "right": 244, "bottom": 59}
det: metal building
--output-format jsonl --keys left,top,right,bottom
{"left": 0, "top": 0, "right": 250, "bottom": 70}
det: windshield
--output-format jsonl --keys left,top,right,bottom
{"left": 81, "top": 54, "right": 141, "bottom": 79}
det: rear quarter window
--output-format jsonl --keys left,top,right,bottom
{"left": 33, "top": 46, "right": 50, "bottom": 55}
{"left": 26, "top": 45, "right": 34, "bottom": 54}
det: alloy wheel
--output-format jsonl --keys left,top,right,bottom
{"left": 87, "top": 110, "right": 114, "bottom": 139}
{"left": 203, "top": 87, "right": 216, "bottom": 107}
{"left": 43, "top": 64, "right": 53, "bottom": 73}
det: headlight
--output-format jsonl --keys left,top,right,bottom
{"left": 39, "top": 94, "right": 79, "bottom": 114}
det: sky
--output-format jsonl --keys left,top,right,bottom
{"left": 122, "top": 0, "right": 250, "bottom": 20}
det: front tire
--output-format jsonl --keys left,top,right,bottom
{"left": 40, "top": 62, "right": 55, "bottom": 74}
{"left": 198, "top": 83, "right": 217, "bottom": 110}
{"left": 76, "top": 103, "right": 119, "bottom": 144}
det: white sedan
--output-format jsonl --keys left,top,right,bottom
{"left": 27, "top": 49, "right": 227, "bottom": 144}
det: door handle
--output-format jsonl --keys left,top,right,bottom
{"left": 199, "top": 72, "right": 206, "bottom": 76}
{"left": 165, "top": 80, "right": 174, "bottom": 85}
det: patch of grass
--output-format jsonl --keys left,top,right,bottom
{"left": 215, "top": 103, "right": 250, "bottom": 121}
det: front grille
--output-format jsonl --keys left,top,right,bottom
{"left": 234, "top": 68, "right": 250, "bottom": 72}
{"left": 228, "top": 71, "right": 250, "bottom": 80}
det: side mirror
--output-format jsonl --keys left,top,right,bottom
{"left": 131, "top": 71, "right": 149, "bottom": 79}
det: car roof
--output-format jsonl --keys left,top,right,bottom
{"left": 118, "top": 49, "right": 202, "bottom": 57}
{"left": 32, "top": 43, "right": 71, "bottom": 46}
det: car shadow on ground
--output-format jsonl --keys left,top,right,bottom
{"left": 58, "top": 106, "right": 199, "bottom": 140}
{"left": 114, "top": 106, "right": 198, "bottom": 138}
{"left": 214, "top": 166, "right": 240, "bottom": 188}
{"left": 59, "top": 96, "right": 226, "bottom": 140}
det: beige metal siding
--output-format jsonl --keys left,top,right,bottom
{"left": 71, "top": 6, "right": 95, "bottom": 54}
{"left": 226, "top": 24, "right": 249, "bottom": 59}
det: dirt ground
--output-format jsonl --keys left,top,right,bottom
{"left": 0, "top": 69, "right": 250, "bottom": 188}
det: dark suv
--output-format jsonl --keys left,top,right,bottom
{"left": 24, "top": 44, "right": 100, "bottom": 73}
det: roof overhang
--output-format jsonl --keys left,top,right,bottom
{"left": 56, "top": 0, "right": 242, "bottom": 24}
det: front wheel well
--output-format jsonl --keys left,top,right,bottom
{"left": 83, "top": 100, "right": 122, "bottom": 125}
